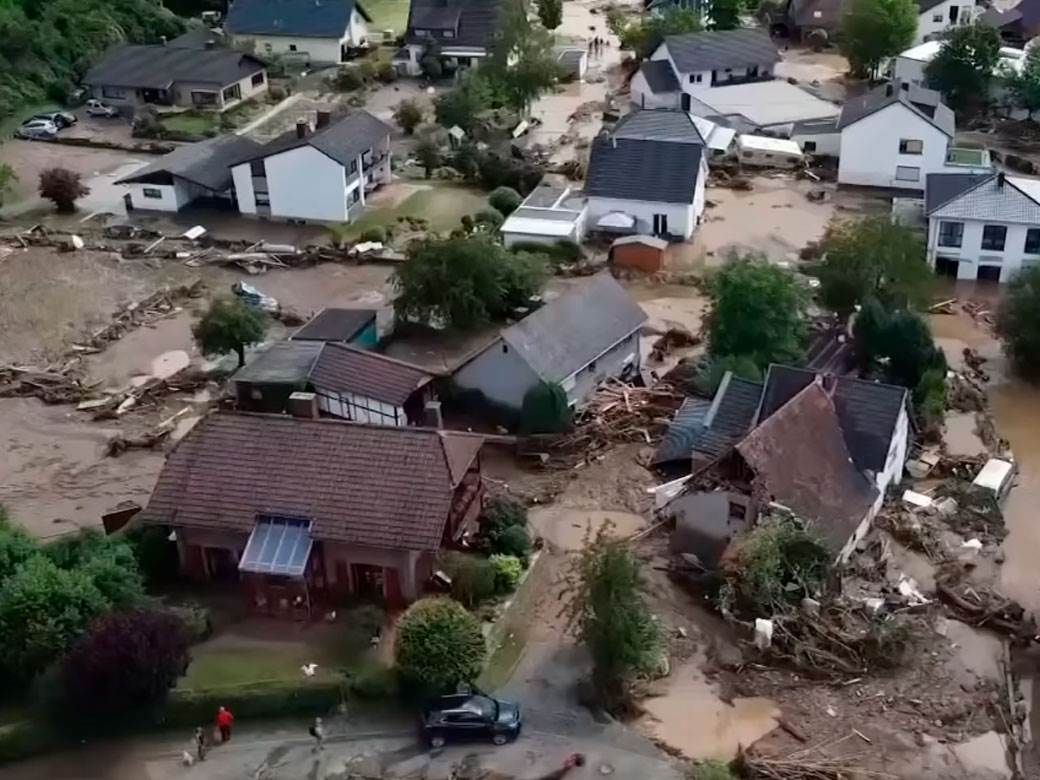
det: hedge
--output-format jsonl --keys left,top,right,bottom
{"left": 158, "top": 677, "right": 346, "bottom": 728}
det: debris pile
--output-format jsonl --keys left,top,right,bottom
{"left": 0, "top": 363, "right": 87, "bottom": 404}
{"left": 87, "top": 365, "right": 213, "bottom": 422}
{"left": 936, "top": 562, "right": 1037, "bottom": 641}
{"left": 735, "top": 746, "right": 872, "bottom": 780}
{"left": 551, "top": 380, "right": 685, "bottom": 459}
{"left": 648, "top": 327, "right": 702, "bottom": 362}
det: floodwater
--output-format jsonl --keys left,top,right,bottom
{"left": 528, "top": 507, "right": 647, "bottom": 551}
{"left": 0, "top": 397, "right": 165, "bottom": 538}
{"left": 943, "top": 411, "right": 989, "bottom": 458}
{"left": 638, "top": 658, "right": 780, "bottom": 762}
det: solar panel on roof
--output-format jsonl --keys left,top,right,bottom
{"left": 239, "top": 515, "right": 314, "bottom": 577}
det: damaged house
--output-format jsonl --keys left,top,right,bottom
{"left": 658, "top": 365, "right": 911, "bottom": 563}
{"left": 138, "top": 412, "right": 485, "bottom": 615}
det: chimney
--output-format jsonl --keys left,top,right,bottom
{"left": 424, "top": 400, "right": 444, "bottom": 429}
{"left": 885, "top": 82, "right": 894, "bottom": 97}
{"left": 288, "top": 391, "right": 319, "bottom": 419}
{"left": 296, "top": 118, "right": 309, "bottom": 139}
{"left": 316, "top": 110, "right": 331, "bottom": 129}
{"left": 611, "top": 135, "right": 617, "bottom": 148}
{"left": 819, "top": 373, "right": 837, "bottom": 395}
{"left": 997, "top": 171, "right": 1006, "bottom": 189}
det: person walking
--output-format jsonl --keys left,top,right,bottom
{"left": 194, "top": 727, "right": 207, "bottom": 762}
{"left": 216, "top": 706, "right": 234, "bottom": 743}
{"left": 309, "top": 717, "right": 325, "bottom": 752}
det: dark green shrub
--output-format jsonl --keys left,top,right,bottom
{"left": 394, "top": 598, "right": 485, "bottom": 695}
{"left": 520, "top": 380, "right": 572, "bottom": 433}
{"left": 125, "top": 525, "right": 180, "bottom": 588}
{"left": 495, "top": 525, "right": 532, "bottom": 564}
{"left": 489, "top": 186, "right": 522, "bottom": 216}
{"left": 441, "top": 552, "right": 497, "bottom": 607}
{"left": 348, "top": 663, "right": 399, "bottom": 700}
{"left": 162, "top": 679, "right": 344, "bottom": 726}
{"left": 330, "top": 66, "right": 365, "bottom": 91}
{"left": 553, "top": 239, "right": 582, "bottom": 262}
{"left": 490, "top": 554, "right": 524, "bottom": 594}
{"left": 168, "top": 603, "right": 212, "bottom": 642}
{"left": 473, "top": 208, "right": 504, "bottom": 229}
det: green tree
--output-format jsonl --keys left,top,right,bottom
{"left": 393, "top": 236, "right": 546, "bottom": 329}
{"left": 996, "top": 264, "right": 1040, "bottom": 381}
{"left": 925, "top": 23, "right": 1001, "bottom": 112}
{"left": 566, "top": 530, "right": 661, "bottom": 710}
{"left": 1007, "top": 44, "right": 1040, "bottom": 120}
{"left": 489, "top": 186, "right": 522, "bottom": 216}
{"left": 0, "top": 510, "right": 38, "bottom": 583}
{"left": 693, "top": 353, "right": 763, "bottom": 395}
{"left": 706, "top": 255, "right": 808, "bottom": 369}
{"left": 0, "top": 163, "right": 18, "bottom": 207}
{"left": 536, "top": 0, "right": 562, "bottom": 30}
{"left": 709, "top": 0, "right": 741, "bottom": 30}
{"left": 840, "top": 0, "right": 917, "bottom": 78}
{"left": 815, "top": 215, "right": 932, "bottom": 318}
{"left": 191, "top": 297, "right": 268, "bottom": 368}
{"left": 520, "top": 380, "right": 572, "bottom": 433}
{"left": 486, "top": 0, "right": 560, "bottom": 112}
{"left": 435, "top": 72, "right": 492, "bottom": 132}
{"left": 38, "top": 167, "right": 89, "bottom": 213}
{"left": 394, "top": 598, "right": 485, "bottom": 693}
{"left": 393, "top": 99, "right": 424, "bottom": 135}
{"left": 0, "top": 556, "right": 109, "bottom": 680}
{"left": 415, "top": 137, "right": 442, "bottom": 178}
{"left": 619, "top": 6, "right": 702, "bottom": 59}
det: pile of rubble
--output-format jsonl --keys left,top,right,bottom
{"left": 0, "top": 362, "right": 88, "bottom": 404}
{"left": 71, "top": 279, "right": 205, "bottom": 353}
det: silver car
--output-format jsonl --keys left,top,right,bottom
{"left": 15, "top": 119, "right": 58, "bottom": 139}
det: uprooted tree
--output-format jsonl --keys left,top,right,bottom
{"left": 38, "top": 167, "right": 89, "bottom": 213}
{"left": 563, "top": 527, "right": 662, "bottom": 713}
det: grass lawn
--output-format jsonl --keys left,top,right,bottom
{"left": 1, "top": 102, "right": 59, "bottom": 140}
{"left": 159, "top": 99, "right": 265, "bottom": 139}
{"left": 337, "top": 183, "right": 489, "bottom": 241}
{"left": 362, "top": 0, "right": 411, "bottom": 36}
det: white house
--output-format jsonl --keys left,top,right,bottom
{"left": 630, "top": 28, "right": 780, "bottom": 110}
{"left": 226, "top": 0, "right": 371, "bottom": 64}
{"left": 230, "top": 110, "right": 392, "bottom": 223}
{"left": 116, "top": 135, "right": 261, "bottom": 212}
{"left": 500, "top": 179, "right": 587, "bottom": 248}
{"left": 925, "top": 171, "right": 1040, "bottom": 282}
{"left": 915, "top": 0, "right": 980, "bottom": 44}
{"left": 836, "top": 80, "right": 990, "bottom": 189}
{"left": 393, "top": 0, "right": 504, "bottom": 76}
{"left": 452, "top": 273, "right": 647, "bottom": 412}
{"left": 585, "top": 109, "right": 709, "bottom": 240}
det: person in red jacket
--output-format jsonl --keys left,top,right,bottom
{"left": 216, "top": 706, "right": 234, "bottom": 742}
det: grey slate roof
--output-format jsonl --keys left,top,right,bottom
{"left": 757, "top": 365, "right": 909, "bottom": 474}
{"left": 405, "top": 0, "right": 503, "bottom": 49}
{"left": 585, "top": 137, "right": 703, "bottom": 204}
{"left": 233, "top": 341, "right": 324, "bottom": 385}
{"left": 611, "top": 109, "right": 704, "bottom": 144}
{"left": 84, "top": 44, "right": 266, "bottom": 90}
{"left": 501, "top": 273, "right": 647, "bottom": 383}
{"left": 238, "top": 110, "right": 392, "bottom": 167}
{"left": 167, "top": 28, "right": 228, "bottom": 49}
{"left": 226, "top": 0, "right": 371, "bottom": 38}
{"left": 637, "top": 60, "right": 680, "bottom": 94}
{"left": 662, "top": 28, "right": 779, "bottom": 73}
{"left": 928, "top": 173, "right": 1040, "bottom": 223}
{"left": 116, "top": 135, "right": 262, "bottom": 192}
{"left": 291, "top": 307, "right": 377, "bottom": 342}
{"left": 838, "top": 80, "right": 954, "bottom": 136}
{"left": 925, "top": 173, "right": 993, "bottom": 214}
{"left": 652, "top": 372, "right": 764, "bottom": 466}
{"left": 918, "top": 0, "right": 946, "bottom": 13}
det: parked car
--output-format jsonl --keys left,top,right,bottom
{"left": 28, "top": 111, "right": 77, "bottom": 128}
{"left": 85, "top": 99, "right": 118, "bottom": 118}
{"left": 420, "top": 693, "right": 522, "bottom": 748}
{"left": 14, "top": 119, "right": 58, "bottom": 140}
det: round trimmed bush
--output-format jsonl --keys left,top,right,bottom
{"left": 394, "top": 598, "right": 485, "bottom": 694}
{"left": 488, "top": 186, "right": 522, "bottom": 216}
{"left": 473, "top": 208, "right": 504, "bottom": 229}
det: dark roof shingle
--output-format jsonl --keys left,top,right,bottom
{"left": 637, "top": 59, "right": 680, "bottom": 94}
{"left": 663, "top": 28, "right": 779, "bottom": 73}
{"left": 116, "top": 135, "right": 262, "bottom": 191}
{"left": 239, "top": 110, "right": 392, "bottom": 167}
{"left": 611, "top": 109, "right": 704, "bottom": 144}
{"left": 925, "top": 172, "right": 993, "bottom": 214}
{"left": 139, "top": 413, "right": 482, "bottom": 550}
{"left": 84, "top": 44, "right": 265, "bottom": 89}
{"left": 585, "top": 137, "right": 703, "bottom": 204}
{"left": 291, "top": 307, "right": 377, "bottom": 342}
{"left": 500, "top": 273, "right": 647, "bottom": 383}
{"left": 309, "top": 343, "right": 434, "bottom": 406}
{"left": 736, "top": 382, "right": 879, "bottom": 552}
{"left": 233, "top": 341, "right": 324, "bottom": 385}
{"left": 226, "top": 0, "right": 371, "bottom": 38}
{"left": 406, "top": 0, "right": 504, "bottom": 48}
{"left": 838, "top": 80, "right": 954, "bottom": 136}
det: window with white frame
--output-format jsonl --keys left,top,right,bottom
{"left": 142, "top": 187, "right": 163, "bottom": 199}
{"left": 895, "top": 166, "right": 920, "bottom": 181}
{"left": 898, "top": 138, "right": 923, "bottom": 154}
{"left": 938, "top": 221, "right": 963, "bottom": 247}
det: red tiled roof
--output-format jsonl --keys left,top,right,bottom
{"left": 140, "top": 412, "right": 482, "bottom": 551}
{"left": 309, "top": 343, "right": 434, "bottom": 406}
{"left": 736, "top": 381, "right": 878, "bottom": 552}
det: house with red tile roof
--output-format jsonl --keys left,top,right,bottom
{"left": 138, "top": 412, "right": 484, "bottom": 616}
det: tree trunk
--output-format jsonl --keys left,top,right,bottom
{"left": 235, "top": 344, "right": 246, "bottom": 367}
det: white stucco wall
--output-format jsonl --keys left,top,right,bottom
{"left": 791, "top": 129, "right": 841, "bottom": 157}
{"left": 264, "top": 145, "right": 348, "bottom": 222}
{"left": 892, "top": 56, "right": 928, "bottom": 86}
{"left": 586, "top": 196, "right": 696, "bottom": 240}
{"left": 452, "top": 339, "right": 544, "bottom": 411}
{"left": 915, "top": 0, "right": 977, "bottom": 44}
{"left": 926, "top": 216, "right": 1040, "bottom": 282}
{"left": 236, "top": 33, "right": 344, "bottom": 64}
{"left": 124, "top": 181, "right": 186, "bottom": 212}
{"left": 629, "top": 71, "right": 680, "bottom": 109}
{"left": 562, "top": 330, "right": 641, "bottom": 405}
{"left": 877, "top": 405, "right": 910, "bottom": 496}
{"left": 347, "top": 9, "right": 370, "bottom": 45}
{"left": 838, "top": 103, "right": 950, "bottom": 189}
{"left": 231, "top": 162, "right": 256, "bottom": 215}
